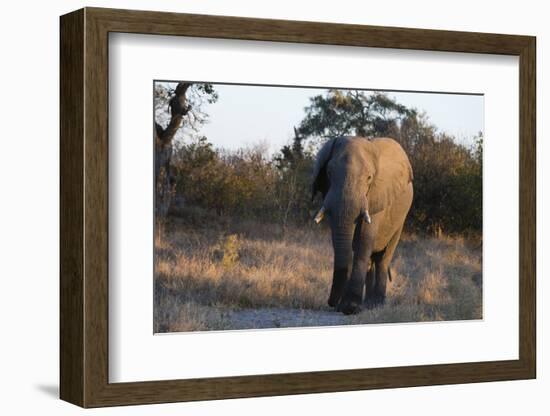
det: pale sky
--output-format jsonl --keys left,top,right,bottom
{"left": 163, "top": 83, "right": 484, "bottom": 155}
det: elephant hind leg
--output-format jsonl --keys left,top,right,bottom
{"left": 365, "top": 251, "right": 383, "bottom": 308}
{"left": 365, "top": 260, "right": 375, "bottom": 295}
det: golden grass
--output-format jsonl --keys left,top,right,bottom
{"left": 154, "top": 217, "right": 482, "bottom": 332}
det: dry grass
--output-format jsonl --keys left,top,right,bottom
{"left": 154, "top": 215, "right": 482, "bottom": 332}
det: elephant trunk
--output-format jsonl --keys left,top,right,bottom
{"left": 332, "top": 226, "right": 354, "bottom": 270}
{"left": 325, "top": 187, "right": 364, "bottom": 274}
{"left": 330, "top": 188, "right": 364, "bottom": 283}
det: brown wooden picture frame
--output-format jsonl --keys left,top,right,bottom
{"left": 60, "top": 7, "right": 536, "bottom": 408}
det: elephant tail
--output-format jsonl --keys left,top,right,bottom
{"left": 388, "top": 267, "right": 393, "bottom": 282}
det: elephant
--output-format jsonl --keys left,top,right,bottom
{"left": 311, "top": 136, "right": 413, "bottom": 315}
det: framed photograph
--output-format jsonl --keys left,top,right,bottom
{"left": 60, "top": 7, "right": 536, "bottom": 408}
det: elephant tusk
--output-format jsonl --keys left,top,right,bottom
{"left": 314, "top": 207, "right": 326, "bottom": 224}
{"left": 363, "top": 209, "right": 372, "bottom": 224}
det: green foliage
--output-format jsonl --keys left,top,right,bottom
{"left": 298, "top": 90, "right": 414, "bottom": 139}
{"left": 406, "top": 130, "right": 483, "bottom": 233}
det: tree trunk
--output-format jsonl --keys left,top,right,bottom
{"left": 154, "top": 82, "right": 192, "bottom": 219}
{"left": 154, "top": 127, "right": 174, "bottom": 218}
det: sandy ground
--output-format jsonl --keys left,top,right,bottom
{"left": 215, "top": 307, "right": 351, "bottom": 330}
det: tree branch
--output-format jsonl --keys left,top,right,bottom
{"left": 158, "top": 82, "right": 193, "bottom": 144}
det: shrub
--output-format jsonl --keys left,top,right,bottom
{"left": 170, "top": 94, "right": 483, "bottom": 235}
{"left": 172, "top": 137, "right": 278, "bottom": 219}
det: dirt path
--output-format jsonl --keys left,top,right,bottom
{"left": 221, "top": 307, "right": 353, "bottom": 330}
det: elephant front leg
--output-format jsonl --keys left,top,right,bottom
{"left": 338, "top": 256, "right": 370, "bottom": 315}
{"left": 338, "top": 222, "right": 374, "bottom": 315}
{"left": 339, "top": 245, "right": 372, "bottom": 315}
{"left": 328, "top": 267, "right": 348, "bottom": 307}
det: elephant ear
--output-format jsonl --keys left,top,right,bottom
{"left": 367, "top": 139, "right": 413, "bottom": 215}
{"left": 311, "top": 137, "right": 339, "bottom": 201}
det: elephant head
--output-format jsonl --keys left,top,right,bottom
{"left": 311, "top": 136, "right": 413, "bottom": 311}
{"left": 312, "top": 137, "right": 399, "bottom": 234}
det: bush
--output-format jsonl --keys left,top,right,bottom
{"left": 170, "top": 96, "right": 482, "bottom": 235}
{"left": 172, "top": 137, "right": 279, "bottom": 220}
{"left": 397, "top": 116, "right": 482, "bottom": 234}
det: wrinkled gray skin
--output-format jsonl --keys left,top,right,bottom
{"left": 312, "top": 136, "right": 413, "bottom": 315}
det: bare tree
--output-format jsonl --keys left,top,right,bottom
{"left": 154, "top": 82, "right": 218, "bottom": 219}
{"left": 154, "top": 82, "right": 192, "bottom": 219}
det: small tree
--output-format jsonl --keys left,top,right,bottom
{"left": 274, "top": 127, "right": 315, "bottom": 227}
